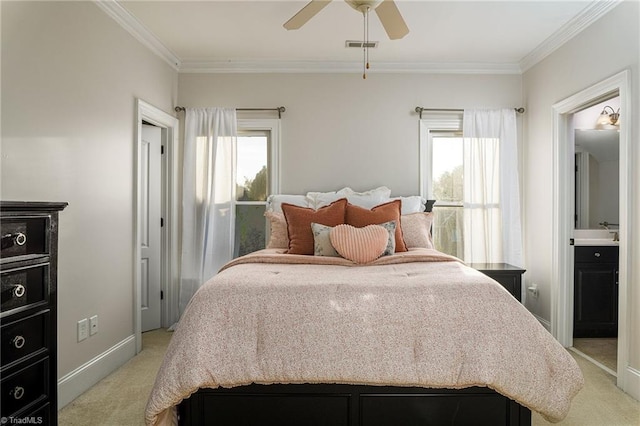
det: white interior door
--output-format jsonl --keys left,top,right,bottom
{"left": 141, "top": 124, "right": 162, "bottom": 332}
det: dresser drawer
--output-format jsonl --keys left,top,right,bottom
{"left": 1, "top": 265, "right": 49, "bottom": 315}
{"left": 23, "top": 402, "right": 50, "bottom": 425}
{"left": 1, "top": 310, "right": 50, "bottom": 369}
{"left": 1, "top": 358, "right": 49, "bottom": 418}
{"left": 1, "top": 216, "right": 48, "bottom": 259}
{"left": 575, "top": 246, "right": 618, "bottom": 263}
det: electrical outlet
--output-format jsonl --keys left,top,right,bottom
{"left": 89, "top": 315, "right": 98, "bottom": 336}
{"left": 78, "top": 319, "right": 88, "bottom": 341}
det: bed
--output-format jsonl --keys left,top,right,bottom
{"left": 145, "top": 190, "right": 583, "bottom": 425}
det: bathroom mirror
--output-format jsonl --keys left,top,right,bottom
{"left": 573, "top": 97, "right": 620, "bottom": 229}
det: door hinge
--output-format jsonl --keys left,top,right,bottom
{"left": 161, "top": 290, "right": 164, "bottom": 300}
{"left": 161, "top": 145, "right": 165, "bottom": 154}
{"left": 161, "top": 218, "right": 164, "bottom": 227}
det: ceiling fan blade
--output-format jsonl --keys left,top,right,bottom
{"left": 283, "top": 0, "right": 333, "bottom": 30}
{"left": 375, "top": 0, "right": 409, "bottom": 40}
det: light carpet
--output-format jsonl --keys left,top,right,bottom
{"left": 573, "top": 337, "right": 617, "bottom": 372}
{"left": 58, "top": 329, "right": 171, "bottom": 426}
{"left": 59, "top": 329, "right": 639, "bottom": 425}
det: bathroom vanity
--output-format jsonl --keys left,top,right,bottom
{"left": 573, "top": 243, "right": 619, "bottom": 338}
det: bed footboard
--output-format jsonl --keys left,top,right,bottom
{"left": 178, "top": 384, "right": 531, "bottom": 426}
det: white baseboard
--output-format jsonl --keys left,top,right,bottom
{"left": 532, "top": 313, "right": 552, "bottom": 332}
{"left": 569, "top": 347, "right": 617, "bottom": 377}
{"left": 623, "top": 366, "right": 640, "bottom": 401}
{"left": 57, "top": 334, "right": 136, "bottom": 409}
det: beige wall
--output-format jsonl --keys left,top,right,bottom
{"left": 4, "top": 0, "right": 637, "bottom": 408}
{"left": 178, "top": 72, "right": 523, "bottom": 196}
{"left": 1, "top": 0, "right": 177, "bottom": 380}
{"left": 522, "top": 0, "right": 639, "bottom": 375}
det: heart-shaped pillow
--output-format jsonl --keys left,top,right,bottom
{"left": 329, "top": 224, "right": 388, "bottom": 264}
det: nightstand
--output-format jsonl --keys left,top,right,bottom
{"left": 468, "top": 263, "right": 526, "bottom": 302}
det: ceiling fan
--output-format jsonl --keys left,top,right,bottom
{"left": 283, "top": 0, "right": 409, "bottom": 40}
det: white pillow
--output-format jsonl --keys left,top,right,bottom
{"left": 305, "top": 190, "right": 342, "bottom": 210}
{"left": 392, "top": 196, "right": 427, "bottom": 215}
{"left": 309, "top": 186, "right": 392, "bottom": 209}
{"left": 266, "top": 194, "right": 310, "bottom": 213}
{"left": 339, "top": 186, "right": 392, "bottom": 209}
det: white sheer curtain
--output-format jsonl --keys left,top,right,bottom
{"left": 462, "top": 109, "right": 523, "bottom": 266}
{"left": 179, "top": 107, "right": 237, "bottom": 316}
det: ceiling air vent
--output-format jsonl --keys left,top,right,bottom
{"left": 345, "top": 40, "right": 378, "bottom": 48}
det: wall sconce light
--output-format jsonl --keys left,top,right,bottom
{"left": 596, "top": 105, "right": 620, "bottom": 129}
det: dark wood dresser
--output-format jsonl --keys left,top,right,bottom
{"left": 468, "top": 263, "right": 526, "bottom": 302}
{"left": 1, "top": 201, "right": 67, "bottom": 425}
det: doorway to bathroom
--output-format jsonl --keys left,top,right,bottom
{"left": 551, "top": 70, "right": 630, "bottom": 391}
{"left": 571, "top": 96, "right": 620, "bottom": 376}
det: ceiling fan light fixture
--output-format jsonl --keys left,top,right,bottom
{"left": 345, "top": 0, "right": 384, "bottom": 13}
{"left": 283, "top": 0, "right": 409, "bottom": 78}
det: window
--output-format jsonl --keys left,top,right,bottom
{"left": 419, "top": 115, "right": 464, "bottom": 258}
{"left": 431, "top": 134, "right": 464, "bottom": 258}
{"left": 422, "top": 111, "right": 521, "bottom": 264}
{"left": 233, "top": 119, "right": 280, "bottom": 257}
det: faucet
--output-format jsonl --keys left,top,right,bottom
{"left": 599, "top": 221, "right": 619, "bottom": 241}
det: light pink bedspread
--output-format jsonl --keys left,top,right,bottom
{"left": 145, "top": 249, "right": 583, "bottom": 425}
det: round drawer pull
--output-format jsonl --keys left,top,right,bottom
{"left": 13, "top": 335, "right": 26, "bottom": 349}
{"left": 14, "top": 232, "right": 27, "bottom": 246}
{"left": 594, "top": 252, "right": 601, "bottom": 258}
{"left": 13, "top": 284, "right": 26, "bottom": 298}
{"left": 12, "top": 386, "right": 25, "bottom": 400}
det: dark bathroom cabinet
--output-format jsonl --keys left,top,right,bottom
{"left": 574, "top": 246, "right": 618, "bottom": 338}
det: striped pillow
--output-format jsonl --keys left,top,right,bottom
{"left": 329, "top": 224, "right": 388, "bottom": 264}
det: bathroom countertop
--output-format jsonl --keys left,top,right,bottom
{"left": 573, "top": 229, "right": 618, "bottom": 246}
{"left": 573, "top": 238, "right": 619, "bottom": 246}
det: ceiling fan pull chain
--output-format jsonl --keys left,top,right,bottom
{"left": 366, "top": 6, "right": 370, "bottom": 71}
{"left": 284, "top": 0, "right": 410, "bottom": 79}
{"left": 363, "top": 7, "right": 367, "bottom": 79}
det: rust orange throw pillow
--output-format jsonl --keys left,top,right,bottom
{"left": 281, "top": 198, "right": 347, "bottom": 255}
{"left": 345, "top": 199, "right": 407, "bottom": 252}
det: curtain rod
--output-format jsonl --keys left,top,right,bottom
{"left": 414, "top": 106, "right": 525, "bottom": 119}
{"left": 174, "top": 106, "right": 286, "bottom": 119}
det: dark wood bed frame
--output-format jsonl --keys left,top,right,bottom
{"left": 178, "top": 200, "right": 533, "bottom": 425}
{"left": 178, "top": 383, "right": 531, "bottom": 425}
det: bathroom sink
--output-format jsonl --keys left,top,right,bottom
{"left": 573, "top": 229, "right": 619, "bottom": 246}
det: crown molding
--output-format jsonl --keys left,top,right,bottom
{"left": 93, "top": 0, "right": 181, "bottom": 71}
{"left": 95, "top": 0, "right": 618, "bottom": 76}
{"left": 519, "top": 0, "right": 622, "bottom": 72}
{"left": 179, "top": 59, "right": 522, "bottom": 75}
